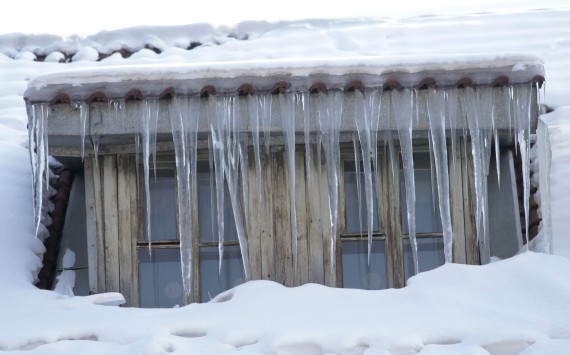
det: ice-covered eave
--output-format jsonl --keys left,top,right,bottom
{"left": 23, "top": 54, "right": 544, "bottom": 103}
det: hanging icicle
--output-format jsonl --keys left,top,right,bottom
{"left": 28, "top": 103, "right": 50, "bottom": 239}
{"left": 392, "top": 88, "right": 419, "bottom": 276}
{"left": 280, "top": 93, "right": 299, "bottom": 273}
{"left": 141, "top": 98, "right": 160, "bottom": 254}
{"left": 317, "top": 90, "right": 343, "bottom": 276}
{"left": 170, "top": 95, "right": 200, "bottom": 296}
{"left": 426, "top": 88, "right": 453, "bottom": 263}
{"left": 513, "top": 84, "right": 532, "bottom": 248}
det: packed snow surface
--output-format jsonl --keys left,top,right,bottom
{"left": 1, "top": 5, "right": 570, "bottom": 354}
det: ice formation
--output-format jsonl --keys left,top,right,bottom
{"left": 28, "top": 82, "right": 542, "bottom": 296}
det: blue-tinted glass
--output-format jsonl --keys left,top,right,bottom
{"left": 144, "top": 171, "right": 177, "bottom": 241}
{"left": 139, "top": 248, "right": 183, "bottom": 308}
{"left": 344, "top": 161, "right": 380, "bottom": 233}
{"left": 400, "top": 152, "right": 443, "bottom": 234}
{"left": 197, "top": 164, "right": 238, "bottom": 243}
{"left": 403, "top": 237, "right": 445, "bottom": 281}
{"left": 199, "top": 245, "right": 243, "bottom": 301}
{"left": 341, "top": 240, "right": 387, "bottom": 290}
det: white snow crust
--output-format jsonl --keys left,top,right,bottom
{"left": 1, "top": 5, "right": 570, "bottom": 354}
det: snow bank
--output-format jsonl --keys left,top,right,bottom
{"left": 0, "top": 252, "right": 569, "bottom": 353}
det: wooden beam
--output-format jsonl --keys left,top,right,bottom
{"left": 83, "top": 157, "right": 99, "bottom": 294}
{"left": 102, "top": 155, "right": 120, "bottom": 292}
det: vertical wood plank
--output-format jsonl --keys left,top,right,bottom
{"left": 306, "top": 146, "right": 325, "bottom": 284}
{"left": 128, "top": 156, "right": 140, "bottom": 307}
{"left": 247, "top": 149, "right": 262, "bottom": 281}
{"left": 450, "top": 141, "right": 467, "bottom": 264}
{"left": 385, "top": 149, "right": 404, "bottom": 288}
{"left": 117, "top": 155, "right": 133, "bottom": 305}
{"left": 102, "top": 155, "right": 120, "bottom": 292}
{"left": 83, "top": 157, "right": 99, "bottom": 294}
{"left": 190, "top": 170, "right": 200, "bottom": 303}
{"left": 463, "top": 140, "right": 480, "bottom": 265}
{"left": 273, "top": 150, "right": 294, "bottom": 286}
{"left": 320, "top": 158, "right": 334, "bottom": 287}
{"left": 91, "top": 156, "right": 106, "bottom": 293}
{"left": 294, "top": 150, "right": 309, "bottom": 286}
{"left": 260, "top": 152, "right": 275, "bottom": 280}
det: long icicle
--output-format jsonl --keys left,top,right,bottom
{"left": 281, "top": 93, "right": 298, "bottom": 274}
{"left": 427, "top": 88, "right": 453, "bottom": 263}
{"left": 392, "top": 89, "right": 419, "bottom": 275}
{"left": 317, "top": 90, "right": 343, "bottom": 277}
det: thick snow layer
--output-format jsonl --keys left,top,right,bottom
{"left": 1, "top": 6, "right": 570, "bottom": 354}
{"left": 0, "top": 252, "right": 570, "bottom": 353}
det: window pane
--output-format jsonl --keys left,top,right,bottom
{"left": 197, "top": 163, "right": 238, "bottom": 243}
{"left": 403, "top": 237, "right": 445, "bottom": 281}
{"left": 344, "top": 161, "right": 380, "bottom": 233}
{"left": 199, "top": 245, "right": 244, "bottom": 302}
{"left": 341, "top": 240, "right": 387, "bottom": 290}
{"left": 144, "top": 170, "right": 177, "bottom": 241}
{"left": 400, "top": 152, "right": 443, "bottom": 234}
{"left": 138, "top": 248, "right": 184, "bottom": 308}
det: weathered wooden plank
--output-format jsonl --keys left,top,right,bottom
{"left": 117, "top": 155, "right": 133, "bottom": 305}
{"left": 306, "top": 146, "right": 325, "bottom": 284}
{"left": 273, "top": 151, "right": 294, "bottom": 286}
{"left": 294, "top": 150, "right": 309, "bottom": 286}
{"left": 450, "top": 140, "right": 467, "bottom": 264}
{"left": 320, "top": 157, "right": 335, "bottom": 287}
{"left": 463, "top": 140, "right": 480, "bottom": 265}
{"left": 383, "top": 149, "right": 404, "bottom": 288}
{"left": 260, "top": 152, "right": 275, "bottom": 281}
{"left": 102, "top": 155, "right": 120, "bottom": 292}
{"left": 90, "top": 156, "right": 106, "bottom": 293}
{"left": 83, "top": 157, "right": 99, "bottom": 294}
{"left": 128, "top": 157, "right": 140, "bottom": 306}
{"left": 247, "top": 149, "right": 262, "bottom": 281}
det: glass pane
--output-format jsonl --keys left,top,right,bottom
{"left": 341, "top": 240, "right": 387, "bottom": 290}
{"left": 144, "top": 170, "right": 177, "bottom": 241}
{"left": 197, "top": 162, "right": 239, "bottom": 243}
{"left": 200, "top": 245, "right": 244, "bottom": 302}
{"left": 344, "top": 161, "right": 380, "bottom": 233}
{"left": 403, "top": 237, "right": 445, "bottom": 281}
{"left": 138, "top": 248, "right": 184, "bottom": 308}
{"left": 400, "top": 152, "right": 443, "bottom": 234}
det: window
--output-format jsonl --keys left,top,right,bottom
{"left": 340, "top": 149, "right": 446, "bottom": 290}
{"left": 340, "top": 160, "right": 387, "bottom": 290}
{"left": 137, "top": 161, "right": 244, "bottom": 307}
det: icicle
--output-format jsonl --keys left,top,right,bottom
{"left": 28, "top": 103, "right": 50, "bottom": 238}
{"left": 208, "top": 135, "right": 216, "bottom": 243}
{"left": 352, "top": 133, "right": 363, "bottom": 236}
{"left": 261, "top": 94, "right": 272, "bottom": 154}
{"left": 280, "top": 93, "right": 298, "bottom": 273}
{"left": 170, "top": 95, "right": 200, "bottom": 296}
{"left": 237, "top": 98, "right": 250, "bottom": 230}
{"left": 463, "top": 87, "right": 493, "bottom": 247}
{"left": 72, "top": 101, "right": 89, "bottom": 161}
{"left": 427, "top": 131, "right": 438, "bottom": 215}
{"left": 513, "top": 84, "right": 532, "bottom": 248}
{"left": 446, "top": 89, "right": 459, "bottom": 183}
{"left": 317, "top": 90, "right": 343, "bottom": 275}
{"left": 302, "top": 92, "right": 312, "bottom": 190}
{"left": 248, "top": 95, "right": 263, "bottom": 220}
{"left": 392, "top": 89, "right": 419, "bottom": 275}
{"left": 354, "top": 89, "right": 379, "bottom": 264}
{"left": 224, "top": 95, "right": 251, "bottom": 280}
{"left": 208, "top": 95, "right": 226, "bottom": 270}
{"left": 427, "top": 88, "right": 453, "bottom": 263}
{"left": 141, "top": 98, "right": 159, "bottom": 254}
{"left": 491, "top": 88, "right": 501, "bottom": 186}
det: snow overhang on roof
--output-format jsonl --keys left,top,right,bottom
{"left": 24, "top": 55, "right": 544, "bottom": 103}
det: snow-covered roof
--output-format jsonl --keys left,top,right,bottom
{"left": 2, "top": 5, "right": 570, "bottom": 354}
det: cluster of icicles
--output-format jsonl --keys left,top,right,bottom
{"left": 29, "top": 83, "right": 538, "bottom": 296}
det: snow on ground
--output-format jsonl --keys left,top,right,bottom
{"left": 1, "top": 5, "right": 570, "bottom": 354}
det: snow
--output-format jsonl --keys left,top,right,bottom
{"left": 1, "top": 4, "right": 570, "bottom": 354}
